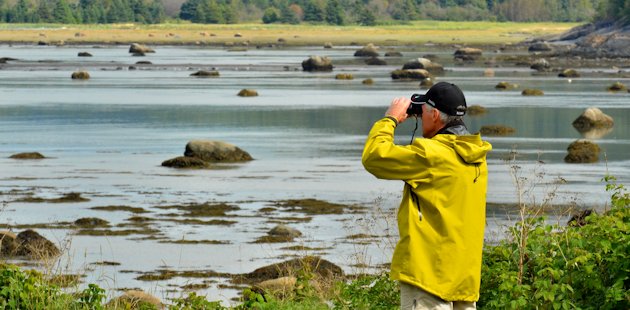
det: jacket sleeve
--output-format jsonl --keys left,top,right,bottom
{"left": 362, "top": 117, "right": 431, "bottom": 182}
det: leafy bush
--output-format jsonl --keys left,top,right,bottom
{"left": 333, "top": 273, "right": 398, "bottom": 309}
{"left": 479, "top": 176, "right": 630, "bottom": 309}
{"left": 0, "top": 264, "right": 71, "bottom": 309}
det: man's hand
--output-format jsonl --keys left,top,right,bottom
{"left": 385, "top": 97, "right": 411, "bottom": 124}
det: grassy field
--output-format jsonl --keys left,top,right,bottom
{"left": 0, "top": 21, "right": 579, "bottom": 46}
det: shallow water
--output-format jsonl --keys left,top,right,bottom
{"left": 1, "top": 44, "right": 629, "bottom": 304}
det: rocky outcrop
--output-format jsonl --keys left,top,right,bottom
{"left": 454, "top": 47, "right": 482, "bottom": 61}
{"left": 184, "top": 140, "right": 253, "bottom": 162}
{"left": 548, "top": 20, "right": 630, "bottom": 58}
{"left": 9, "top": 152, "right": 45, "bottom": 159}
{"left": 390, "top": 69, "right": 432, "bottom": 81}
{"left": 564, "top": 140, "right": 601, "bottom": 163}
{"left": 129, "top": 43, "right": 155, "bottom": 54}
{"left": 402, "top": 58, "right": 444, "bottom": 74}
{"left": 572, "top": 107, "right": 614, "bottom": 132}
{"left": 302, "top": 56, "right": 333, "bottom": 72}
{"left": 354, "top": 43, "right": 379, "bottom": 57}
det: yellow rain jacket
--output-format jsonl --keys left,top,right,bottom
{"left": 362, "top": 117, "right": 492, "bottom": 302}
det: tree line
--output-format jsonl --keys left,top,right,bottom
{"left": 0, "top": 0, "right": 628, "bottom": 24}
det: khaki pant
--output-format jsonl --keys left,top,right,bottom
{"left": 400, "top": 282, "right": 476, "bottom": 310}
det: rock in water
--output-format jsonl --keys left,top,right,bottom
{"left": 184, "top": 140, "right": 253, "bottom": 162}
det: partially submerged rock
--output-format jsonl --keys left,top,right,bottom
{"left": 302, "top": 56, "right": 333, "bottom": 72}
{"left": 454, "top": 47, "right": 482, "bottom": 61}
{"left": 564, "top": 140, "right": 601, "bottom": 163}
{"left": 71, "top": 71, "right": 90, "bottom": 80}
{"left": 9, "top": 152, "right": 45, "bottom": 159}
{"left": 269, "top": 225, "right": 302, "bottom": 238}
{"left": 335, "top": 73, "right": 353, "bottom": 80}
{"left": 365, "top": 57, "right": 387, "bottom": 65}
{"left": 362, "top": 78, "right": 374, "bottom": 85}
{"left": 522, "top": 89, "right": 544, "bottom": 96}
{"left": 479, "top": 125, "right": 515, "bottom": 136}
{"left": 607, "top": 81, "right": 627, "bottom": 92}
{"left": 129, "top": 43, "right": 155, "bottom": 54}
{"left": 74, "top": 217, "right": 110, "bottom": 228}
{"left": 190, "top": 70, "right": 220, "bottom": 77}
{"left": 495, "top": 81, "right": 518, "bottom": 90}
{"left": 402, "top": 58, "right": 444, "bottom": 74}
{"left": 77, "top": 52, "right": 92, "bottom": 57}
{"left": 467, "top": 105, "right": 487, "bottom": 116}
{"left": 384, "top": 51, "right": 403, "bottom": 57}
{"left": 572, "top": 107, "right": 614, "bottom": 132}
{"left": 390, "top": 69, "right": 432, "bottom": 80}
{"left": 161, "top": 156, "right": 211, "bottom": 169}
{"left": 184, "top": 140, "right": 253, "bottom": 162}
{"left": 354, "top": 43, "right": 379, "bottom": 57}
{"left": 237, "top": 89, "right": 258, "bottom": 97}
{"left": 559, "top": 68, "right": 580, "bottom": 78}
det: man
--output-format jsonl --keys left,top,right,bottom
{"left": 362, "top": 82, "right": 492, "bottom": 309}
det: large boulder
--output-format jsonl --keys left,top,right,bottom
{"left": 402, "top": 58, "right": 444, "bottom": 74}
{"left": 129, "top": 43, "right": 155, "bottom": 54}
{"left": 184, "top": 140, "right": 253, "bottom": 162}
{"left": 564, "top": 140, "right": 601, "bottom": 163}
{"left": 241, "top": 256, "right": 343, "bottom": 284}
{"left": 0, "top": 231, "right": 18, "bottom": 255}
{"left": 454, "top": 47, "right": 482, "bottom": 61}
{"left": 354, "top": 43, "right": 379, "bottom": 57}
{"left": 108, "top": 290, "right": 163, "bottom": 309}
{"left": 390, "top": 69, "right": 432, "bottom": 80}
{"left": 572, "top": 107, "right": 614, "bottom": 132}
{"left": 13, "top": 230, "right": 60, "bottom": 258}
{"left": 269, "top": 225, "right": 302, "bottom": 238}
{"left": 607, "top": 81, "right": 627, "bottom": 92}
{"left": 559, "top": 68, "right": 580, "bottom": 78}
{"left": 302, "top": 56, "right": 333, "bottom": 72}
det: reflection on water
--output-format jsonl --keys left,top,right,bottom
{"left": 0, "top": 45, "right": 629, "bottom": 303}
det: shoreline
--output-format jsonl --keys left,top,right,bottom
{"left": 0, "top": 21, "right": 578, "bottom": 47}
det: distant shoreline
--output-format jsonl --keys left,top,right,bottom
{"left": 0, "top": 21, "right": 577, "bottom": 47}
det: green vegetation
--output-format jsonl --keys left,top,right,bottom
{"left": 0, "top": 0, "right": 628, "bottom": 25}
{"left": 1, "top": 177, "right": 627, "bottom": 309}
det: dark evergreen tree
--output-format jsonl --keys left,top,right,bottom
{"left": 357, "top": 5, "right": 376, "bottom": 25}
{"left": 303, "top": 0, "right": 324, "bottom": 22}
{"left": 280, "top": 4, "right": 299, "bottom": 23}
{"left": 325, "top": 0, "right": 344, "bottom": 24}
{"left": 52, "top": 0, "right": 75, "bottom": 23}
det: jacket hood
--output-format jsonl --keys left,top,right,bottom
{"left": 435, "top": 134, "right": 492, "bottom": 164}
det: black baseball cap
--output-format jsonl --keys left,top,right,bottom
{"left": 411, "top": 82, "right": 467, "bottom": 116}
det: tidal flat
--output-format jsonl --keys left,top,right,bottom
{"left": 1, "top": 28, "right": 629, "bottom": 305}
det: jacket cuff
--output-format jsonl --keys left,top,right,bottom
{"left": 384, "top": 116, "right": 399, "bottom": 127}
